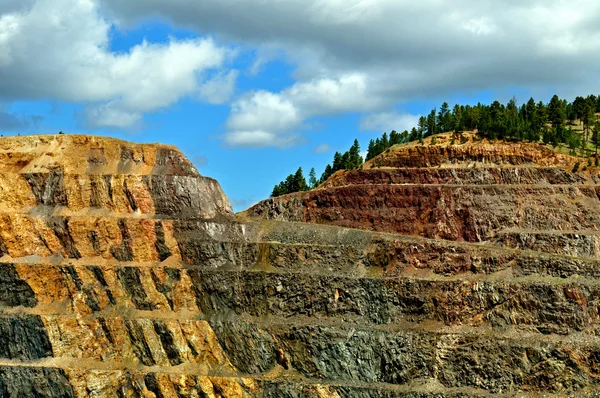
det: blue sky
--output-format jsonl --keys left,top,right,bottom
{"left": 1, "top": 0, "right": 599, "bottom": 211}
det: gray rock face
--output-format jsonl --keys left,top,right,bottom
{"left": 0, "top": 316, "right": 53, "bottom": 360}
{"left": 0, "top": 367, "right": 74, "bottom": 398}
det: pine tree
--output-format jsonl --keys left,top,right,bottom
{"left": 524, "top": 98, "right": 536, "bottom": 123}
{"left": 470, "top": 105, "right": 481, "bottom": 130}
{"left": 418, "top": 116, "right": 427, "bottom": 138}
{"left": 332, "top": 152, "right": 343, "bottom": 172}
{"left": 284, "top": 174, "right": 295, "bottom": 193}
{"left": 271, "top": 182, "right": 286, "bottom": 197}
{"left": 320, "top": 164, "right": 333, "bottom": 183}
{"left": 535, "top": 101, "right": 547, "bottom": 133}
{"left": 573, "top": 96, "right": 587, "bottom": 122}
{"left": 452, "top": 104, "right": 464, "bottom": 132}
{"left": 409, "top": 127, "right": 419, "bottom": 142}
{"left": 566, "top": 103, "right": 576, "bottom": 125}
{"left": 348, "top": 139, "right": 362, "bottom": 168}
{"left": 308, "top": 168, "right": 318, "bottom": 188}
{"left": 389, "top": 130, "right": 400, "bottom": 146}
{"left": 548, "top": 94, "right": 566, "bottom": 130}
{"left": 506, "top": 98, "right": 519, "bottom": 139}
{"left": 380, "top": 132, "right": 389, "bottom": 149}
{"left": 366, "top": 139, "right": 376, "bottom": 161}
{"left": 438, "top": 102, "right": 451, "bottom": 133}
{"left": 293, "top": 167, "right": 308, "bottom": 192}
{"left": 593, "top": 122, "right": 600, "bottom": 155}
{"left": 400, "top": 130, "right": 409, "bottom": 143}
{"left": 488, "top": 101, "right": 505, "bottom": 139}
{"left": 583, "top": 102, "right": 595, "bottom": 143}
{"left": 477, "top": 106, "right": 491, "bottom": 137}
{"left": 567, "top": 126, "right": 580, "bottom": 156}
{"left": 426, "top": 109, "right": 437, "bottom": 137}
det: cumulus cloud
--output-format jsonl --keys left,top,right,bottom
{"left": 4, "top": 0, "right": 600, "bottom": 143}
{"left": 0, "top": 0, "right": 235, "bottom": 128}
{"left": 223, "top": 130, "right": 305, "bottom": 148}
{"left": 100, "top": 0, "right": 600, "bottom": 80}
{"left": 227, "top": 91, "right": 301, "bottom": 134}
{"left": 360, "top": 112, "right": 420, "bottom": 133}
{"left": 224, "top": 73, "right": 386, "bottom": 147}
{"left": 99, "top": 0, "right": 600, "bottom": 146}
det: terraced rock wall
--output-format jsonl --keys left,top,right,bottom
{"left": 2, "top": 134, "right": 600, "bottom": 397}
{"left": 239, "top": 134, "right": 600, "bottom": 396}
{"left": 245, "top": 135, "right": 600, "bottom": 256}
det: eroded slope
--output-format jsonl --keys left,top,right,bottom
{"left": 245, "top": 133, "right": 598, "bottom": 255}
{"left": 1, "top": 134, "right": 600, "bottom": 397}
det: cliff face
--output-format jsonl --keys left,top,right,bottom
{"left": 245, "top": 134, "right": 599, "bottom": 255}
{"left": 0, "top": 135, "right": 250, "bottom": 397}
{"left": 3, "top": 133, "right": 600, "bottom": 397}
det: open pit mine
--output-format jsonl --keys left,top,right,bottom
{"left": 0, "top": 133, "right": 599, "bottom": 397}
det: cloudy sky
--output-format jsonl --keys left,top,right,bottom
{"left": 1, "top": 0, "right": 599, "bottom": 210}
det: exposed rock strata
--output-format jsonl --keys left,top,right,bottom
{"left": 1, "top": 133, "right": 600, "bottom": 397}
{"left": 245, "top": 134, "right": 600, "bottom": 253}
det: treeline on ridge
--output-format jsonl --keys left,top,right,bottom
{"left": 271, "top": 94, "right": 600, "bottom": 197}
{"left": 271, "top": 139, "right": 362, "bottom": 197}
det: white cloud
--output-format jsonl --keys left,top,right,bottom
{"left": 99, "top": 0, "right": 600, "bottom": 75}
{"left": 0, "top": 0, "right": 236, "bottom": 127}
{"left": 224, "top": 130, "right": 276, "bottom": 147}
{"left": 199, "top": 70, "right": 239, "bottom": 105}
{"left": 359, "top": 112, "right": 420, "bottom": 133}
{"left": 99, "top": 0, "right": 600, "bottom": 146}
{"left": 4, "top": 0, "right": 600, "bottom": 143}
{"left": 227, "top": 91, "right": 301, "bottom": 133}
{"left": 313, "top": 144, "right": 331, "bottom": 153}
{"left": 286, "top": 73, "right": 382, "bottom": 114}
{"left": 224, "top": 73, "right": 385, "bottom": 147}
{"left": 223, "top": 130, "right": 304, "bottom": 148}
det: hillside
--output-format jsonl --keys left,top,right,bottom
{"left": 245, "top": 133, "right": 600, "bottom": 251}
{"left": 1, "top": 134, "right": 600, "bottom": 396}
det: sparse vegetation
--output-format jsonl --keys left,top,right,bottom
{"left": 271, "top": 140, "right": 363, "bottom": 197}
{"left": 318, "top": 139, "right": 363, "bottom": 183}
{"left": 271, "top": 94, "right": 600, "bottom": 196}
{"left": 270, "top": 167, "right": 309, "bottom": 197}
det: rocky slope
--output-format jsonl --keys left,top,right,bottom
{"left": 245, "top": 133, "right": 600, "bottom": 255}
{"left": 2, "top": 133, "right": 600, "bottom": 397}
